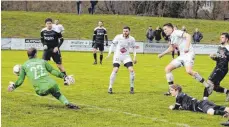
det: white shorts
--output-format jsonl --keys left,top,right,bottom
{"left": 113, "top": 54, "right": 132, "bottom": 65}
{"left": 170, "top": 52, "right": 195, "bottom": 68}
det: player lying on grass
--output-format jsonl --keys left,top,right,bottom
{"left": 8, "top": 48, "right": 79, "bottom": 109}
{"left": 169, "top": 84, "right": 229, "bottom": 117}
{"left": 203, "top": 33, "right": 229, "bottom": 101}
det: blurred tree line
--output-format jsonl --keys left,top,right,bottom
{"left": 2, "top": 1, "right": 229, "bottom": 20}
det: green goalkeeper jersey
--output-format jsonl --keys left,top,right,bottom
{"left": 14, "top": 58, "right": 65, "bottom": 92}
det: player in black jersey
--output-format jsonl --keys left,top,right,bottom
{"left": 203, "top": 33, "right": 229, "bottom": 101}
{"left": 92, "top": 21, "right": 108, "bottom": 65}
{"left": 169, "top": 84, "right": 229, "bottom": 117}
{"left": 40, "top": 18, "right": 68, "bottom": 85}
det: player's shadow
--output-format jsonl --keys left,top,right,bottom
{"left": 31, "top": 103, "right": 64, "bottom": 109}
{"left": 33, "top": 103, "right": 82, "bottom": 110}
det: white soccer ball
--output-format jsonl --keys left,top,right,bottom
{"left": 13, "top": 64, "right": 21, "bottom": 76}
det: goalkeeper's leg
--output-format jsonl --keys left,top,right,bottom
{"left": 50, "top": 84, "right": 79, "bottom": 109}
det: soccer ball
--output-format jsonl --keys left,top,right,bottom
{"left": 13, "top": 64, "right": 21, "bottom": 76}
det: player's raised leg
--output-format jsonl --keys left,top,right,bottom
{"left": 49, "top": 84, "right": 79, "bottom": 109}
{"left": 185, "top": 65, "right": 213, "bottom": 94}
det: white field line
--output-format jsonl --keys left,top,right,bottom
{"left": 7, "top": 90, "right": 191, "bottom": 127}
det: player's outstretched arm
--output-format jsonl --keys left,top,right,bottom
{"left": 106, "top": 43, "right": 114, "bottom": 59}
{"left": 132, "top": 45, "right": 137, "bottom": 64}
{"left": 45, "top": 61, "right": 75, "bottom": 85}
{"left": 8, "top": 67, "right": 26, "bottom": 92}
{"left": 183, "top": 32, "right": 192, "bottom": 53}
{"left": 45, "top": 61, "right": 65, "bottom": 78}
{"left": 104, "top": 30, "right": 108, "bottom": 46}
{"left": 92, "top": 30, "right": 96, "bottom": 47}
{"left": 209, "top": 53, "right": 219, "bottom": 61}
{"left": 158, "top": 45, "right": 174, "bottom": 58}
{"left": 169, "top": 103, "right": 180, "bottom": 110}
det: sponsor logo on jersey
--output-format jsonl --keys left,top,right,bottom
{"left": 44, "top": 36, "right": 54, "bottom": 40}
{"left": 120, "top": 48, "right": 127, "bottom": 53}
{"left": 97, "top": 32, "right": 104, "bottom": 35}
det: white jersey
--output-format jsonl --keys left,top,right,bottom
{"left": 112, "top": 34, "right": 135, "bottom": 56}
{"left": 170, "top": 30, "right": 194, "bottom": 55}
{"left": 52, "top": 24, "right": 64, "bottom": 33}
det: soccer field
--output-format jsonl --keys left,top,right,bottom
{"left": 1, "top": 50, "right": 229, "bottom": 127}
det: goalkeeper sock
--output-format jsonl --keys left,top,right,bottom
{"left": 59, "top": 95, "right": 69, "bottom": 105}
{"left": 51, "top": 91, "right": 69, "bottom": 105}
{"left": 109, "top": 71, "right": 117, "bottom": 89}
{"left": 130, "top": 71, "right": 135, "bottom": 88}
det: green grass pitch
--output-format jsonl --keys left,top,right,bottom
{"left": 1, "top": 50, "right": 229, "bottom": 127}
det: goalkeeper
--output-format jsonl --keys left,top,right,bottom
{"left": 8, "top": 48, "right": 79, "bottom": 109}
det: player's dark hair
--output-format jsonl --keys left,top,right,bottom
{"left": 45, "top": 18, "right": 53, "bottom": 23}
{"left": 123, "top": 26, "right": 130, "bottom": 31}
{"left": 27, "top": 48, "right": 37, "bottom": 59}
{"left": 221, "top": 33, "right": 229, "bottom": 40}
{"left": 171, "top": 84, "right": 182, "bottom": 93}
{"left": 163, "top": 23, "right": 174, "bottom": 29}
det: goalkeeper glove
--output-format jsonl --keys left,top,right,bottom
{"left": 64, "top": 75, "right": 75, "bottom": 85}
{"left": 8, "top": 82, "right": 16, "bottom": 92}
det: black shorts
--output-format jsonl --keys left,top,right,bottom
{"left": 93, "top": 43, "right": 104, "bottom": 51}
{"left": 113, "top": 62, "right": 133, "bottom": 68}
{"left": 208, "top": 67, "right": 228, "bottom": 86}
{"left": 42, "top": 49, "right": 62, "bottom": 64}
{"left": 197, "top": 100, "right": 225, "bottom": 113}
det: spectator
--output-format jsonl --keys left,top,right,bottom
{"left": 192, "top": 28, "right": 203, "bottom": 44}
{"left": 89, "top": 0, "right": 98, "bottom": 15}
{"left": 154, "top": 26, "right": 162, "bottom": 43}
{"left": 146, "top": 26, "right": 154, "bottom": 43}
{"left": 76, "top": 1, "right": 82, "bottom": 15}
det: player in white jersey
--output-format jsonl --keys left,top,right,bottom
{"left": 158, "top": 23, "right": 213, "bottom": 96}
{"left": 106, "top": 26, "right": 137, "bottom": 94}
{"left": 52, "top": 19, "right": 65, "bottom": 34}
